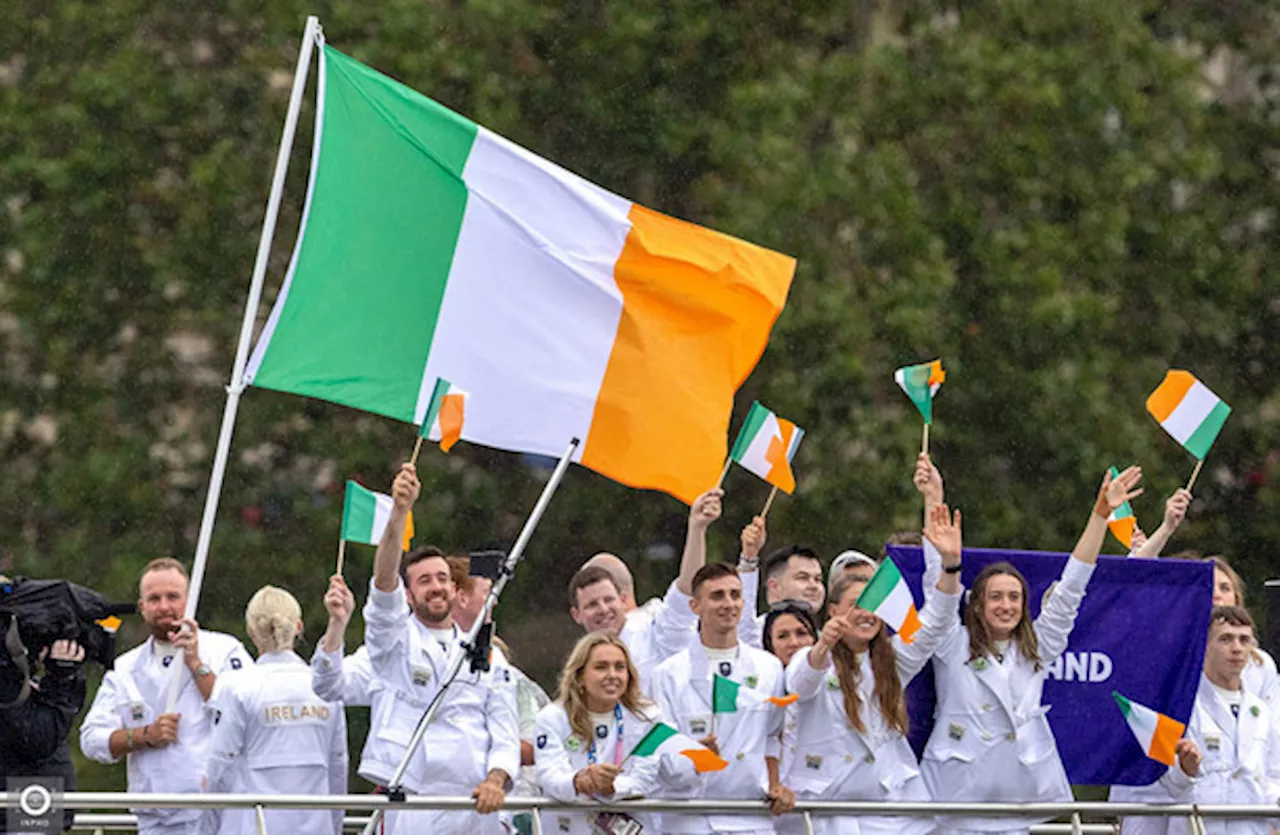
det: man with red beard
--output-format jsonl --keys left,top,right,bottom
{"left": 80, "top": 558, "right": 251, "bottom": 835}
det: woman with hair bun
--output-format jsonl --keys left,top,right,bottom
{"left": 198, "top": 585, "right": 347, "bottom": 835}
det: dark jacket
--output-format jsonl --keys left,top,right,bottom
{"left": 0, "top": 664, "right": 85, "bottom": 830}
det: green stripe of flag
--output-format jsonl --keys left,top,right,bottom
{"left": 629, "top": 722, "right": 678, "bottom": 757}
{"left": 730, "top": 402, "right": 769, "bottom": 463}
{"left": 340, "top": 481, "right": 378, "bottom": 542}
{"left": 1183, "top": 400, "right": 1232, "bottom": 460}
{"left": 419, "top": 377, "right": 451, "bottom": 437}
{"left": 712, "top": 674, "right": 740, "bottom": 713}
{"left": 249, "top": 46, "right": 480, "bottom": 422}
{"left": 1112, "top": 690, "right": 1134, "bottom": 718}
{"left": 856, "top": 557, "right": 905, "bottom": 611}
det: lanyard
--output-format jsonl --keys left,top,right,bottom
{"left": 587, "top": 703, "right": 625, "bottom": 766}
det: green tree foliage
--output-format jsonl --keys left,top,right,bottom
{"left": 2, "top": 0, "right": 1276, "bottom": 794}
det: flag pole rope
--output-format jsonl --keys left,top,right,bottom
{"left": 166, "top": 16, "right": 323, "bottom": 711}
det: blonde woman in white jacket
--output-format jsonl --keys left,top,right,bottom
{"left": 923, "top": 466, "right": 1143, "bottom": 835}
{"left": 784, "top": 504, "right": 964, "bottom": 835}
{"left": 535, "top": 632, "right": 695, "bottom": 835}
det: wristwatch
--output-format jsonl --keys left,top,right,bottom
{"left": 193, "top": 663, "right": 214, "bottom": 678}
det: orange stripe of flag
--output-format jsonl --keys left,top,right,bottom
{"left": 898, "top": 605, "right": 922, "bottom": 643}
{"left": 1149, "top": 713, "right": 1186, "bottom": 767}
{"left": 582, "top": 203, "right": 795, "bottom": 504}
{"left": 680, "top": 748, "right": 729, "bottom": 772}
{"left": 402, "top": 511, "right": 415, "bottom": 551}
{"left": 1146, "top": 370, "right": 1195, "bottom": 423}
{"left": 438, "top": 393, "right": 465, "bottom": 452}
{"left": 767, "top": 693, "right": 799, "bottom": 707}
{"left": 764, "top": 420, "right": 798, "bottom": 493}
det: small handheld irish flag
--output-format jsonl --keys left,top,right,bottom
{"left": 1112, "top": 691, "right": 1185, "bottom": 767}
{"left": 628, "top": 721, "right": 728, "bottom": 773}
{"left": 419, "top": 377, "right": 469, "bottom": 453}
{"left": 712, "top": 674, "right": 798, "bottom": 713}
{"left": 1106, "top": 466, "right": 1138, "bottom": 549}
{"left": 1146, "top": 370, "right": 1231, "bottom": 461}
{"left": 894, "top": 360, "right": 946, "bottom": 424}
{"left": 729, "top": 401, "right": 804, "bottom": 493}
{"left": 855, "top": 556, "right": 921, "bottom": 643}
{"left": 341, "top": 481, "right": 415, "bottom": 550}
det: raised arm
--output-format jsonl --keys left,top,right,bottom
{"left": 1036, "top": 467, "right": 1143, "bottom": 662}
{"left": 897, "top": 505, "right": 964, "bottom": 679}
{"left": 1074, "top": 466, "right": 1143, "bottom": 567}
{"left": 1132, "top": 488, "right": 1191, "bottom": 559}
{"left": 372, "top": 464, "right": 419, "bottom": 593}
{"left": 737, "top": 515, "right": 766, "bottom": 648}
{"left": 675, "top": 488, "right": 722, "bottom": 597}
{"left": 914, "top": 453, "right": 944, "bottom": 531}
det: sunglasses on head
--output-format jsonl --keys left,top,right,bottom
{"left": 768, "top": 599, "right": 814, "bottom": 614}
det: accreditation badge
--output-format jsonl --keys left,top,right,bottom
{"left": 411, "top": 666, "right": 431, "bottom": 687}
{"left": 688, "top": 717, "right": 708, "bottom": 737}
{"left": 1205, "top": 735, "right": 1221, "bottom": 752}
{"left": 130, "top": 702, "right": 145, "bottom": 722}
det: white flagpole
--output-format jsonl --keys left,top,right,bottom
{"left": 166, "top": 15, "right": 321, "bottom": 710}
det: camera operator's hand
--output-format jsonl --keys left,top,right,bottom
{"left": 147, "top": 713, "right": 181, "bottom": 748}
{"left": 171, "top": 617, "right": 201, "bottom": 671}
{"left": 43, "top": 639, "right": 85, "bottom": 676}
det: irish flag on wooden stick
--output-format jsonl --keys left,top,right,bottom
{"left": 341, "top": 481, "right": 414, "bottom": 550}
{"left": 712, "top": 674, "right": 798, "bottom": 712}
{"left": 1107, "top": 466, "right": 1138, "bottom": 549}
{"left": 894, "top": 360, "right": 946, "bottom": 424}
{"left": 419, "top": 378, "right": 468, "bottom": 453}
{"left": 628, "top": 722, "right": 728, "bottom": 773}
{"left": 729, "top": 401, "right": 803, "bottom": 493}
{"left": 244, "top": 45, "right": 795, "bottom": 504}
{"left": 855, "top": 556, "right": 921, "bottom": 643}
{"left": 1112, "top": 691, "right": 1185, "bottom": 767}
{"left": 1146, "top": 371, "right": 1231, "bottom": 460}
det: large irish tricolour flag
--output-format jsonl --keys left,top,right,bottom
{"left": 246, "top": 45, "right": 795, "bottom": 503}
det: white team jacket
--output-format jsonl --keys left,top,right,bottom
{"left": 651, "top": 640, "right": 786, "bottom": 833}
{"left": 363, "top": 578, "right": 520, "bottom": 826}
{"left": 1154, "top": 675, "right": 1280, "bottom": 835}
{"left": 783, "top": 586, "right": 962, "bottom": 835}
{"left": 79, "top": 630, "right": 252, "bottom": 831}
{"left": 534, "top": 700, "right": 696, "bottom": 835}
{"left": 921, "top": 556, "right": 1095, "bottom": 832}
{"left": 197, "top": 651, "right": 347, "bottom": 835}
{"left": 620, "top": 581, "right": 699, "bottom": 696}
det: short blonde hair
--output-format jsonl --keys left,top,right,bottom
{"left": 245, "top": 585, "right": 302, "bottom": 654}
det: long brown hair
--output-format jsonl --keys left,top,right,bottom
{"left": 966, "top": 562, "right": 1041, "bottom": 669}
{"left": 828, "top": 573, "right": 909, "bottom": 736}
{"left": 556, "top": 632, "right": 652, "bottom": 744}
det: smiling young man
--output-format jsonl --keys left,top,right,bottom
{"left": 567, "top": 488, "right": 732, "bottom": 694}
{"left": 650, "top": 561, "right": 796, "bottom": 833}
{"left": 80, "top": 558, "right": 252, "bottom": 835}
{"left": 1144, "top": 606, "right": 1280, "bottom": 835}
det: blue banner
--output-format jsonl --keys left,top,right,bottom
{"left": 887, "top": 545, "right": 1212, "bottom": 786}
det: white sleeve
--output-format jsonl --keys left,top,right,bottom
{"left": 921, "top": 539, "right": 943, "bottom": 603}
{"left": 533, "top": 707, "right": 580, "bottom": 802}
{"left": 79, "top": 669, "right": 123, "bottom": 764}
{"left": 1033, "top": 557, "right": 1096, "bottom": 665}
{"left": 211, "top": 635, "right": 253, "bottom": 673}
{"left": 764, "top": 662, "right": 785, "bottom": 759}
{"left": 785, "top": 648, "right": 825, "bottom": 702}
{"left": 362, "top": 578, "right": 410, "bottom": 676}
{"left": 484, "top": 669, "right": 522, "bottom": 785}
{"left": 310, "top": 644, "right": 374, "bottom": 706}
{"left": 328, "top": 707, "right": 349, "bottom": 834}
{"left": 199, "top": 684, "right": 248, "bottom": 835}
{"left": 737, "top": 565, "right": 763, "bottom": 649}
{"left": 613, "top": 724, "right": 661, "bottom": 799}
{"left": 650, "top": 582, "right": 698, "bottom": 660}
{"left": 895, "top": 586, "right": 962, "bottom": 682}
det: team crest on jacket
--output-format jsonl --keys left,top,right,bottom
{"left": 162, "top": 655, "right": 173, "bottom": 667}
{"left": 229, "top": 657, "right": 242, "bottom": 669}
{"left": 595, "top": 725, "right": 609, "bottom": 739}
{"left": 536, "top": 734, "right": 547, "bottom": 750}
{"left": 1251, "top": 705, "right": 1261, "bottom": 718}
{"left": 745, "top": 674, "right": 758, "bottom": 688}
{"left": 719, "top": 661, "right": 732, "bottom": 676}
{"left": 565, "top": 736, "right": 583, "bottom": 752}
{"left": 971, "top": 658, "right": 989, "bottom": 672}
{"left": 825, "top": 675, "right": 839, "bottom": 691}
